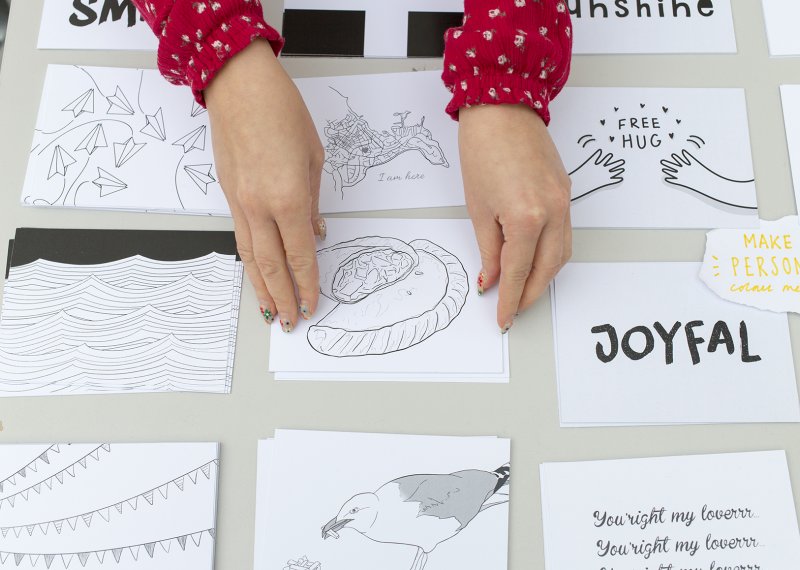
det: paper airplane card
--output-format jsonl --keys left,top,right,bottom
{"left": 0, "top": 228, "right": 243, "bottom": 396}
{"left": 549, "top": 87, "right": 759, "bottom": 228}
{"left": 540, "top": 451, "right": 800, "bottom": 569}
{"left": 763, "top": 0, "right": 800, "bottom": 56}
{"left": 255, "top": 430, "right": 510, "bottom": 570}
{"left": 551, "top": 262, "right": 799, "bottom": 426}
{"left": 22, "top": 65, "right": 226, "bottom": 215}
{"left": 38, "top": 0, "right": 158, "bottom": 50}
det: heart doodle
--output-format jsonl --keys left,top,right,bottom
{"left": 600, "top": 119, "right": 606, "bottom": 126}
{"left": 609, "top": 136, "right": 615, "bottom": 143}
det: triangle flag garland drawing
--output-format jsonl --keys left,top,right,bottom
{"left": 173, "top": 126, "right": 207, "bottom": 153}
{"left": 62, "top": 90, "right": 94, "bottom": 118}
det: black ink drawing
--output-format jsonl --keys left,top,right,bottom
{"left": 23, "top": 65, "right": 225, "bottom": 214}
{"left": 568, "top": 143, "right": 626, "bottom": 201}
{"left": 285, "top": 555, "right": 322, "bottom": 570}
{"left": 307, "top": 236, "right": 468, "bottom": 357}
{"left": 322, "top": 88, "right": 449, "bottom": 196}
{"left": 321, "top": 464, "right": 510, "bottom": 570}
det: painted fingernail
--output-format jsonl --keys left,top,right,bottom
{"left": 281, "top": 319, "right": 293, "bottom": 333}
{"left": 318, "top": 218, "right": 327, "bottom": 241}
{"left": 299, "top": 302, "right": 312, "bottom": 320}
{"left": 477, "top": 271, "right": 486, "bottom": 296}
{"left": 501, "top": 320, "right": 514, "bottom": 335}
{"left": 260, "top": 304, "right": 274, "bottom": 325}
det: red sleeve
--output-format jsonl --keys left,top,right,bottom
{"left": 131, "top": 0, "right": 284, "bottom": 105}
{"left": 442, "top": 0, "right": 573, "bottom": 124}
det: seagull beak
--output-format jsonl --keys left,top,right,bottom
{"left": 321, "top": 516, "right": 353, "bottom": 540}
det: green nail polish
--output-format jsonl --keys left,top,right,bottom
{"left": 260, "top": 306, "right": 274, "bottom": 325}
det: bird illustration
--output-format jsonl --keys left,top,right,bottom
{"left": 321, "top": 464, "right": 510, "bottom": 570}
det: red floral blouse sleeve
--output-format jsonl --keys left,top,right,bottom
{"left": 442, "top": 0, "right": 573, "bottom": 124}
{"left": 131, "top": 0, "right": 284, "bottom": 105}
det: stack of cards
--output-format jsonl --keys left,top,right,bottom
{"left": 0, "top": 229, "right": 243, "bottom": 396}
{"left": 540, "top": 451, "right": 800, "bottom": 569}
{"left": 269, "top": 219, "right": 509, "bottom": 382}
{"left": 550, "top": 262, "right": 800, "bottom": 426}
{"left": 254, "top": 430, "right": 510, "bottom": 570}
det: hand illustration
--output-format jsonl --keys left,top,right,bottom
{"left": 460, "top": 104, "right": 572, "bottom": 333}
{"left": 206, "top": 41, "right": 325, "bottom": 332}
{"left": 660, "top": 149, "right": 757, "bottom": 210}
{"left": 568, "top": 148, "right": 626, "bottom": 201}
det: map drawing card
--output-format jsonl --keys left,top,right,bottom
{"left": 268, "top": 218, "right": 508, "bottom": 381}
{"left": 22, "top": 65, "right": 227, "bottom": 215}
{"left": 255, "top": 430, "right": 510, "bottom": 570}
{"left": 0, "top": 229, "right": 242, "bottom": 396}
{"left": 38, "top": 0, "right": 158, "bottom": 50}
{"left": 551, "top": 262, "right": 800, "bottom": 426}
{"left": 540, "top": 451, "right": 800, "bottom": 570}
{"left": 548, "top": 87, "right": 759, "bottom": 228}
{"left": 762, "top": 0, "right": 800, "bottom": 56}
{"left": 0, "top": 442, "right": 219, "bottom": 569}
{"left": 781, "top": 85, "right": 800, "bottom": 212}
{"left": 295, "top": 71, "right": 460, "bottom": 214}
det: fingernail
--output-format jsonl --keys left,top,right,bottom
{"left": 299, "top": 302, "right": 312, "bottom": 320}
{"left": 318, "top": 218, "right": 327, "bottom": 241}
{"left": 501, "top": 320, "right": 514, "bottom": 335}
{"left": 260, "top": 304, "right": 274, "bottom": 325}
{"left": 281, "top": 319, "right": 293, "bottom": 333}
{"left": 477, "top": 271, "right": 486, "bottom": 296}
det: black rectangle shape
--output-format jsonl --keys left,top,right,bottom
{"left": 282, "top": 9, "right": 366, "bottom": 56}
{"left": 407, "top": 11, "right": 464, "bottom": 58}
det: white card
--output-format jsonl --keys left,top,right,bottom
{"left": 295, "top": 71, "right": 461, "bottom": 214}
{"left": 541, "top": 451, "right": 800, "bottom": 569}
{"left": 781, "top": 85, "right": 800, "bottom": 211}
{"left": 38, "top": 1, "right": 158, "bottom": 50}
{"left": 762, "top": 0, "right": 800, "bottom": 56}
{"left": 552, "top": 262, "right": 799, "bottom": 426}
{"left": 256, "top": 430, "right": 510, "bottom": 570}
{"left": 0, "top": 442, "right": 219, "bottom": 569}
{"left": 549, "top": 87, "right": 759, "bottom": 229}
{"left": 568, "top": 0, "right": 737, "bottom": 54}
{"left": 268, "top": 218, "right": 507, "bottom": 377}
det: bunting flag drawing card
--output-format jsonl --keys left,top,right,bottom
{"left": 762, "top": 0, "right": 800, "bottom": 56}
{"left": 0, "top": 442, "right": 219, "bottom": 569}
{"left": 781, "top": 85, "right": 800, "bottom": 211}
{"left": 38, "top": 0, "right": 157, "bottom": 50}
{"left": 540, "top": 451, "right": 800, "bottom": 570}
{"left": 551, "top": 263, "right": 800, "bottom": 426}
{"left": 22, "top": 65, "right": 227, "bottom": 215}
{"left": 255, "top": 431, "right": 510, "bottom": 570}
{"left": 0, "top": 229, "right": 242, "bottom": 396}
{"left": 549, "top": 87, "right": 759, "bottom": 228}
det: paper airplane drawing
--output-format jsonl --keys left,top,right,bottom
{"left": 173, "top": 126, "right": 207, "bottom": 153}
{"left": 92, "top": 168, "right": 127, "bottom": 196}
{"left": 62, "top": 89, "right": 94, "bottom": 118}
{"left": 106, "top": 87, "right": 135, "bottom": 115}
{"left": 184, "top": 164, "right": 216, "bottom": 194}
{"left": 75, "top": 124, "right": 108, "bottom": 155}
{"left": 140, "top": 108, "right": 167, "bottom": 141}
{"left": 48, "top": 146, "right": 77, "bottom": 179}
{"left": 113, "top": 138, "right": 146, "bottom": 167}
{"left": 191, "top": 100, "right": 207, "bottom": 118}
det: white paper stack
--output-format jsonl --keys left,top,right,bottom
{"left": 254, "top": 430, "right": 510, "bottom": 570}
{"left": 269, "top": 218, "right": 509, "bottom": 383}
{"left": 550, "top": 262, "right": 800, "bottom": 426}
{"left": 540, "top": 451, "right": 800, "bottom": 569}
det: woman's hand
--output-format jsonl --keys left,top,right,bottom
{"left": 459, "top": 104, "right": 572, "bottom": 333}
{"left": 205, "top": 41, "right": 325, "bottom": 332}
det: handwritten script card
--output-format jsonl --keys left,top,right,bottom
{"left": 540, "top": 451, "right": 800, "bottom": 570}
{"left": 552, "top": 263, "right": 799, "bottom": 426}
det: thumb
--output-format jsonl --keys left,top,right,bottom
{"left": 470, "top": 212, "right": 504, "bottom": 295}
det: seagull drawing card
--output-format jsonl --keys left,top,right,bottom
{"left": 22, "top": 65, "right": 227, "bottom": 215}
{"left": 549, "top": 87, "right": 759, "bottom": 228}
{"left": 0, "top": 228, "right": 243, "bottom": 396}
{"left": 268, "top": 218, "right": 508, "bottom": 380}
{"left": 551, "top": 262, "right": 800, "bottom": 426}
{"left": 0, "top": 442, "right": 219, "bottom": 569}
{"left": 255, "top": 430, "right": 510, "bottom": 570}
{"left": 540, "top": 451, "right": 800, "bottom": 570}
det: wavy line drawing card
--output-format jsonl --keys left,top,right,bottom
{"left": 781, "top": 85, "right": 800, "bottom": 211}
{"left": 763, "top": 0, "right": 800, "bottom": 56}
{"left": 268, "top": 218, "right": 507, "bottom": 380}
{"left": 0, "top": 442, "right": 219, "bottom": 569}
{"left": 550, "top": 87, "right": 759, "bottom": 228}
{"left": 540, "top": 451, "right": 800, "bottom": 570}
{"left": 0, "top": 228, "right": 243, "bottom": 396}
{"left": 551, "top": 262, "right": 800, "bottom": 426}
{"left": 38, "top": 1, "right": 158, "bottom": 50}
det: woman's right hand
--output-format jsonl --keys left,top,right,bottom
{"left": 205, "top": 40, "right": 325, "bottom": 333}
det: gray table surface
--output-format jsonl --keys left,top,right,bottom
{"left": 1, "top": 1, "right": 799, "bottom": 568}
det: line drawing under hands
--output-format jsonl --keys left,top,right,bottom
{"left": 307, "top": 236, "right": 468, "bottom": 357}
{"left": 660, "top": 148, "right": 757, "bottom": 210}
{"left": 321, "top": 464, "right": 510, "bottom": 570}
{"left": 568, "top": 148, "right": 626, "bottom": 202}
